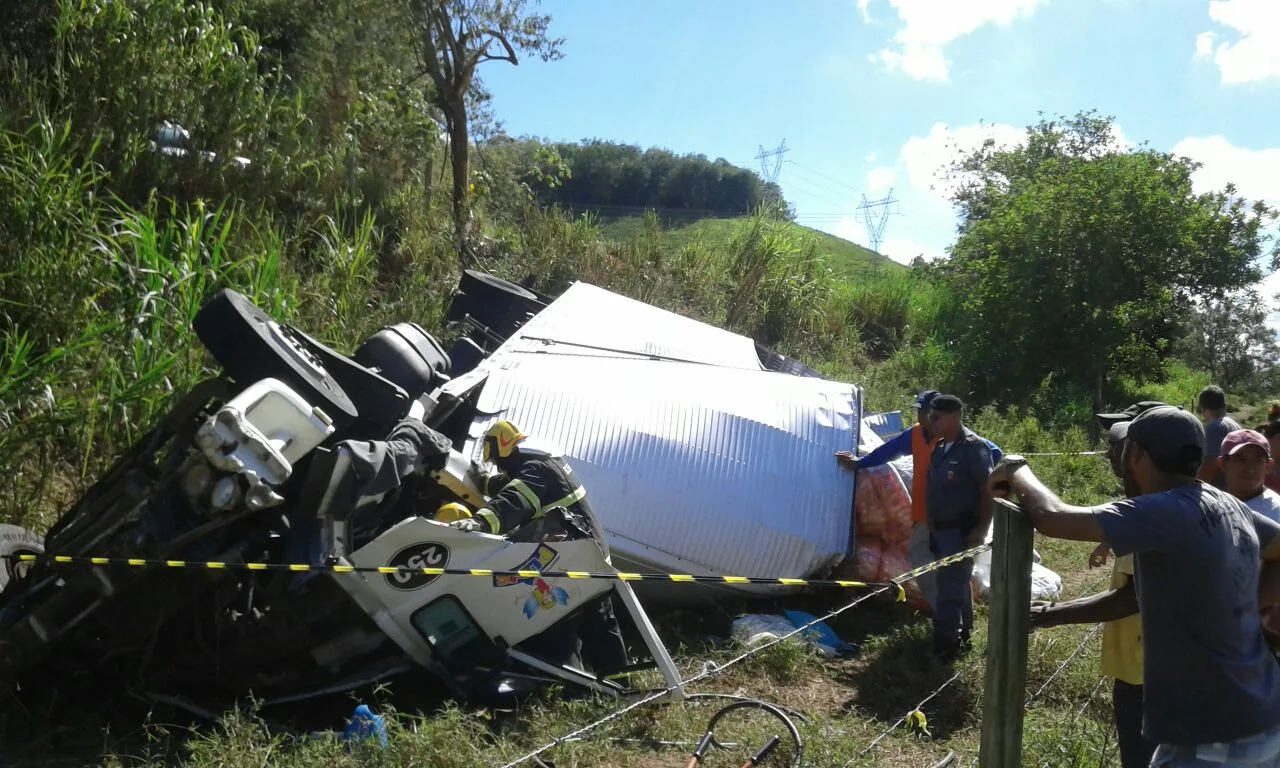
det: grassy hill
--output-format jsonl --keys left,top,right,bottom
{"left": 598, "top": 215, "right": 903, "bottom": 279}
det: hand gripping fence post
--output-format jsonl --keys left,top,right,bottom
{"left": 977, "top": 498, "right": 1035, "bottom": 768}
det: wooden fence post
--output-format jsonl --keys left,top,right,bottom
{"left": 978, "top": 498, "right": 1035, "bottom": 768}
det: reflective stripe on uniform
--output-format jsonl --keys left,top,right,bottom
{"left": 545, "top": 485, "right": 587, "bottom": 511}
{"left": 506, "top": 479, "right": 544, "bottom": 518}
{"left": 476, "top": 507, "right": 501, "bottom": 534}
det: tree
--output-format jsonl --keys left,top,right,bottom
{"left": 937, "top": 110, "right": 1278, "bottom": 414}
{"left": 1176, "top": 289, "right": 1280, "bottom": 394}
{"left": 409, "top": 0, "right": 563, "bottom": 257}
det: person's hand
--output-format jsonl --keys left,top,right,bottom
{"left": 965, "top": 528, "right": 988, "bottom": 549}
{"left": 449, "top": 518, "right": 485, "bottom": 533}
{"left": 835, "top": 451, "right": 859, "bottom": 470}
{"left": 1088, "top": 542, "right": 1111, "bottom": 569}
{"left": 987, "top": 464, "right": 1015, "bottom": 499}
{"left": 1029, "top": 600, "right": 1057, "bottom": 630}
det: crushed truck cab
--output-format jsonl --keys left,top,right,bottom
{"left": 0, "top": 283, "right": 683, "bottom": 718}
{"left": 335, "top": 518, "right": 679, "bottom": 700}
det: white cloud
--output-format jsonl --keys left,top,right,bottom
{"left": 900, "top": 121, "right": 1026, "bottom": 201}
{"left": 897, "top": 120, "right": 1132, "bottom": 202}
{"left": 867, "top": 166, "right": 898, "bottom": 192}
{"left": 1195, "top": 31, "right": 1216, "bottom": 60}
{"left": 865, "top": 152, "right": 878, "bottom": 163}
{"left": 856, "top": 0, "right": 872, "bottom": 23}
{"left": 1195, "top": 0, "right": 1280, "bottom": 85}
{"left": 1168, "top": 135, "right": 1280, "bottom": 330}
{"left": 862, "top": 0, "right": 1049, "bottom": 82}
{"left": 1170, "top": 135, "right": 1280, "bottom": 204}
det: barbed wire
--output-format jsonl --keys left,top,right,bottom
{"left": 847, "top": 671, "right": 963, "bottom": 766}
{"left": 493, "top": 543, "right": 992, "bottom": 768}
{"left": 1026, "top": 624, "right": 1103, "bottom": 708}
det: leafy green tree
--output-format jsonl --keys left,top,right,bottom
{"left": 938, "top": 110, "right": 1277, "bottom": 413}
{"left": 408, "top": 0, "right": 564, "bottom": 257}
{"left": 505, "top": 138, "right": 783, "bottom": 218}
{"left": 1175, "top": 289, "right": 1280, "bottom": 395}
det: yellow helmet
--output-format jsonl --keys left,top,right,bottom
{"left": 483, "top": 419, "right": 527, "bottom": 463}
{"left": 434, "top": 502, "right": 472, "bottom": 523}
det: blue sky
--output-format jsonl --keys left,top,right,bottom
{"left": 481, "top": 0, "right": 1280, "bottom": 282}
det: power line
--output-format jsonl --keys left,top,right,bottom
{"left": 785, "top": 159, "right": 865, "bottom": 195}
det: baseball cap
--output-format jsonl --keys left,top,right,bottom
{"left": 1108, "top": 422, "right": 1130, "bottom": 444}
{"left": 1096, "top": 400, "right": 1170, "bottom": 430}
{"left": 1125, "top": 405, "right": 1206, "bottom": 474}
{"left": 914, "top": 390, "right": 941, "bottom": 410}
{"left": 1221, "top": 429, "right": 1271, "bottom": 459}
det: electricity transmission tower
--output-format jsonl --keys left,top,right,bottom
{"left": 857, "top": 188, "right": 899, "bottom": 253}
{"left": 755, "top": 139, "right": 789, "bottom": 183}
{"left": 755, "top": 140, "right": 789, "bottom": 216}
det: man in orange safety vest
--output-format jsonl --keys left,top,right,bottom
{"left": 836, "top": 390, "right": 1002, "bottom": 610}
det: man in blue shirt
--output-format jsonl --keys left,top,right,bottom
{"left": 924, "top": 394, "right": 997, "bottom": 662}
{"left": 989, "top": 406, "right": 1280, "bottom": 763}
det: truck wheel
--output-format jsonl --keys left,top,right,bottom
{"left": 0, "top": 524, "right": 43, "bottom": 591}
{"left": 447, "top": 270, "right": 544, "bottom": 332}
{"left": 192, "top": 288, "right": 359, "bottom": 429}
{"left": 459, "top": 270, "right": 538, "bottom": 304}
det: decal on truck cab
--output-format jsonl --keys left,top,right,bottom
{"left": 493, "top": 544, "right": 559, "bottom": 588}
{"left": 384, "top": 542, "right": 449, "bottom": 591}
{"left": 523, "top": 578, "right": 570, "bottom": 619}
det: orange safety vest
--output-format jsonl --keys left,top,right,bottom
{"left": 910, "top": 425, "right": 940, "bottom": 524}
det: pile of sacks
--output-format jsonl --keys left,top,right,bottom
{"left": 849, "top": 427, "right": 931, "bottom": 612}
{"left": 848, "top": 421, "right": 1062, "bottom": 612}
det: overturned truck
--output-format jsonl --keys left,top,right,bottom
{"left": 0, "top": 270, "right": 869, "bottom": 716}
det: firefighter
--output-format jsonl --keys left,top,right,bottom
{"left": 448, "top": 420, "right": 591, "bottom": 540}
{"left": 450, "top": 420, "right": 630, "bottom": 680}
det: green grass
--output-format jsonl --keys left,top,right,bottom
{"left": 598, "top": 213, "right": 902, "bottom": 279}
{"left": 0, "top": 405, "right": 1131, "bottom": 768}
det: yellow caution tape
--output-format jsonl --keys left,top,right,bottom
{"left": 0, "top": 543, "right": 989, "bottom": 601}
{"left": 0, "top": 553, "right": 883, "bottom": 591}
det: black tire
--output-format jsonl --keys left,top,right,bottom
{"left": 192, "top": 289, "right": 358, "bottom": 429}
{"left": 0, "top": 524, "right": 43, "bottom": 592}
{"left": 448, "top": 270, "right": 544, "bottom": 336}
{"left": 459, "top": 270, "right": 538, "bottom": 304}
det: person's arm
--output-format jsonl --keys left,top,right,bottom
{"left": 1255, "top": 512, "right": 1280, "bottom": 609}
{"left": 474, "top": 465, "right": 548, "bottom": 534}
{"left": 1032, "top": 580, "right": 1139, "bottom": 628}
{"left": 996, "top": 465, "right": 1108, "bottom": 542}
{"left": 838, "top": 429, "right": 913, "bottom": 470}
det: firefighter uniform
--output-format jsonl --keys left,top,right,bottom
{"left": 472, "top": 455, "right": 591, "bottom": 541}
{"left": 462, "top": 422, "right": 630, "bottom": 679}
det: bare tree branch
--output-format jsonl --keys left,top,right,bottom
{"left": 474, "top": 29, "right": 517, "bottom": 65}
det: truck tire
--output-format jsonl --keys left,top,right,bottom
{"left": 193, "top": 289, "right": 359, "bottom": 429}
{"left": 447, "top": 270, "right": 545, "bottom": 338}
{"left": 459, "top": 270, "right": 538, "bottom": 304}
{"left": 0, "top": 524, "right": 43, "bottom": 592}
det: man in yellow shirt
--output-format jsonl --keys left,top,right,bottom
{"left": 1028, "top": 401, "right": 1166, "bottom": 768}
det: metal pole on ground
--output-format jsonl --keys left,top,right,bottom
{"left": 978, "top": 499, "right": 1034, "bottom": 768}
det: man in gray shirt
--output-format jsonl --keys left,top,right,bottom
{"left": 988, "top": 406, "right": 1280, "bottom": 764}
{"left": 1198, "top": 385, "right": 1242, "bottom": 490}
